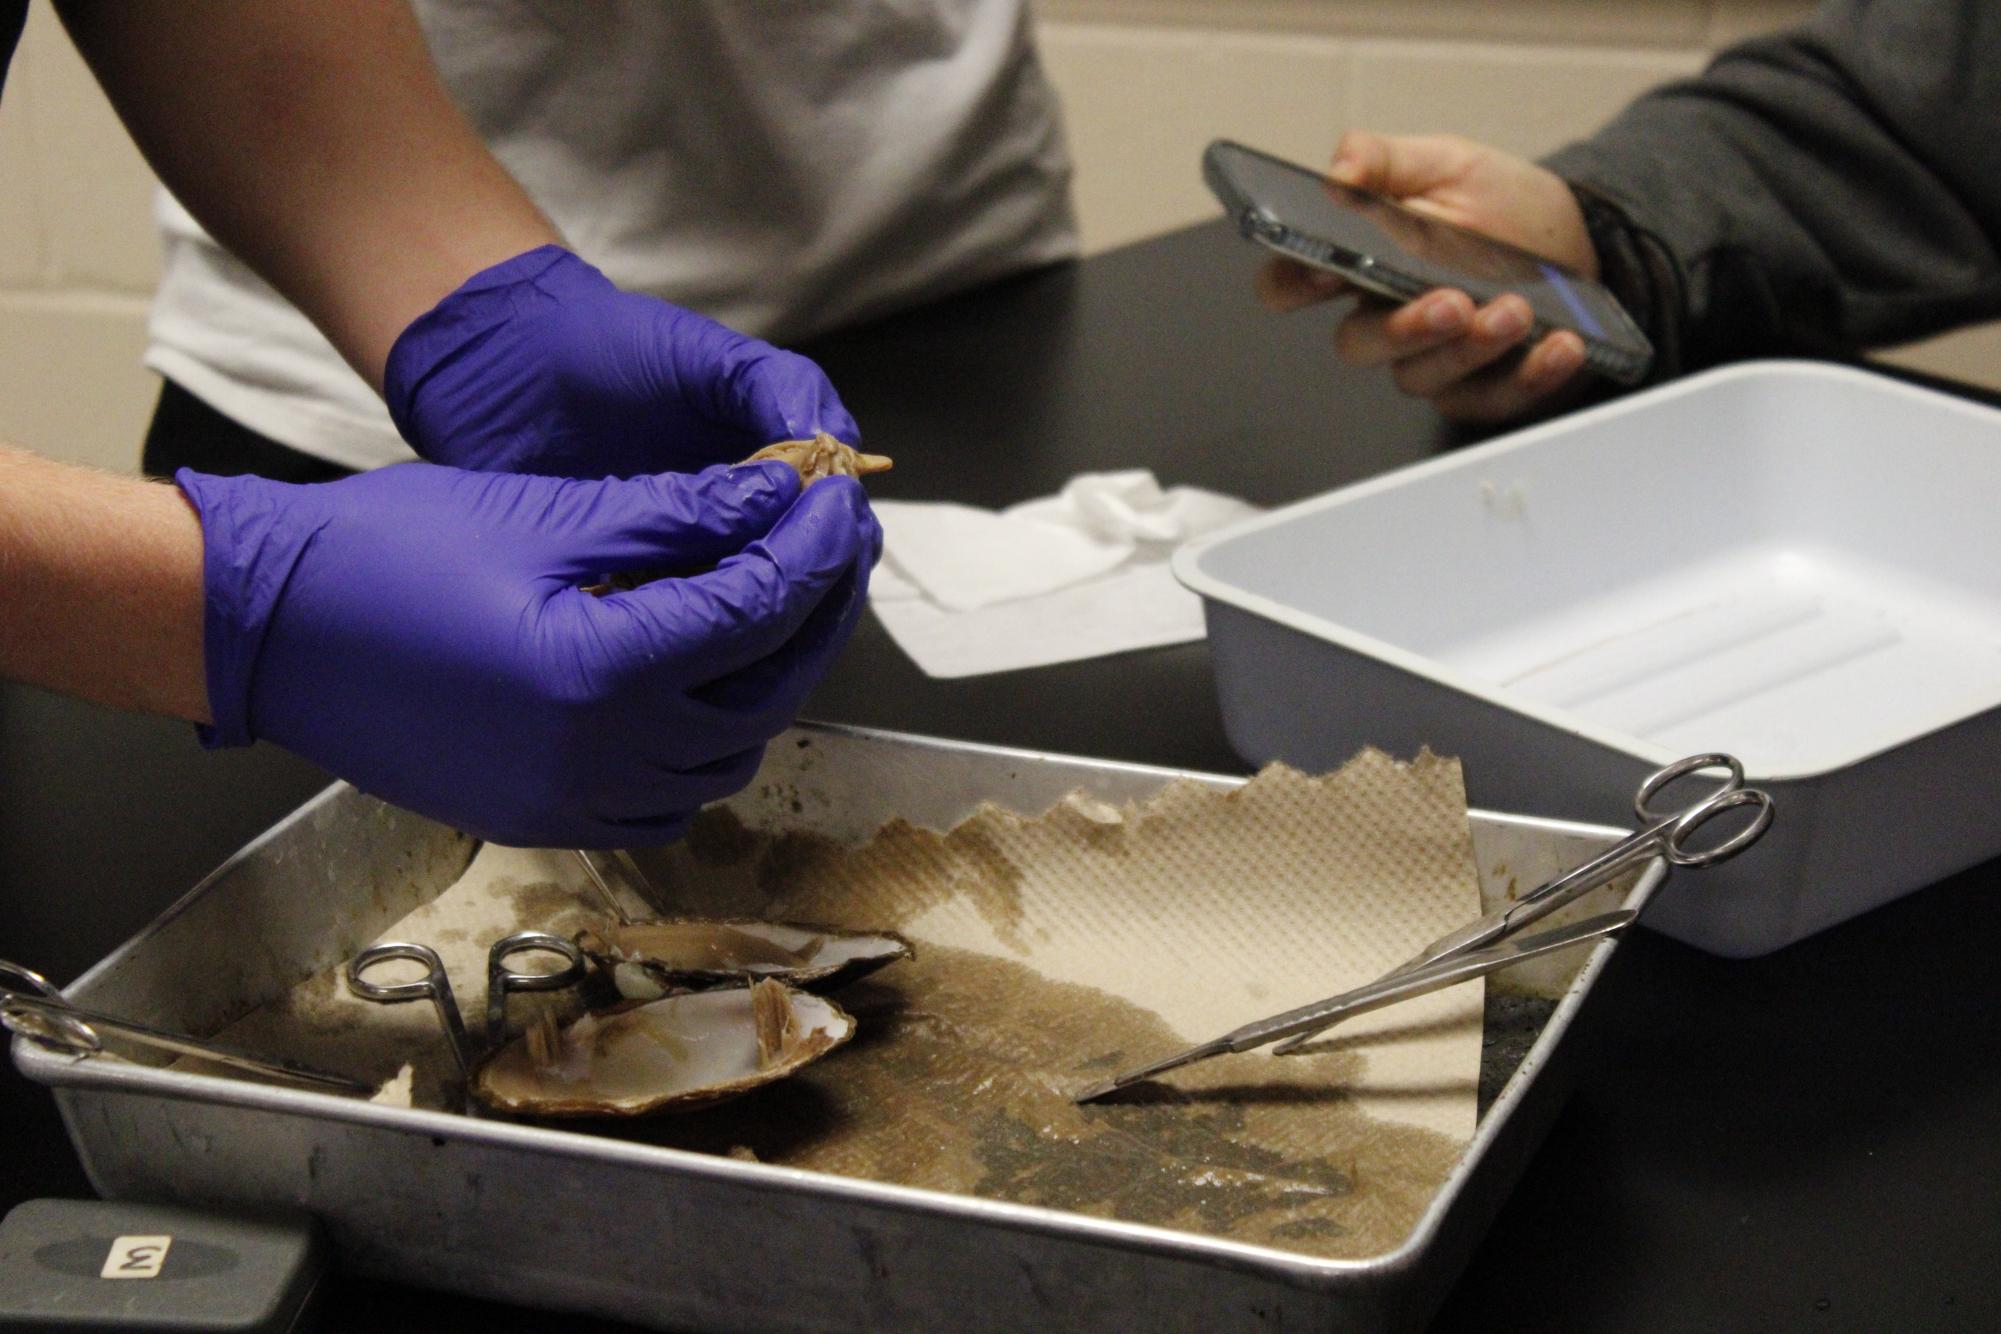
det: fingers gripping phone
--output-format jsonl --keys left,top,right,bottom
{"left": 1203, "top": 139, "right": 1653, "bottom": 385}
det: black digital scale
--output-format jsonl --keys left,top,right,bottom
{"left": 0, "top": 1200, "right": 325, "bottom": 1333}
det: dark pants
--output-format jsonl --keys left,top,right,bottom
{"left": 142, "top": 379, "right": 357, "bottom": 483}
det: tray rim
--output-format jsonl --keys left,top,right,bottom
{"left": 13, "top": 720, "right": 1665, "bottom": 1290}
{"left": 1172, "top": 358, "right": 2001, "bottom": 785}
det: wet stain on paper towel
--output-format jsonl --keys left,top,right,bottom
{"left": 600, "top": 944, "right": 1459, "bottom": 1260}
{"left": 197, "top": 755, "right": 1483, "bottom": 1263}
{"left": 647, "top": 809, "right": 1033, "bottom": 954}
{"left": 496, "top": 877, "right": 592, "bottom": 927}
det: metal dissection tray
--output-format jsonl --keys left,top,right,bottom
{"left": 14, "top": 723, "right": 1661, "bottom": 1331}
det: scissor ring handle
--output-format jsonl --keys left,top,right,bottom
{"left": 1, "top": 1002, "right": 104, "bottom": 1053}
{"left": 488, "top": 931, "right": 585, "bottom": 994}
{"left": 347, "top": 942, "right": 450, "bottom": 1002}
{"left": 1635, "top": 753, "right": 1745, "bottom": 823}
{"left": 1663, "top": 786, "right": 1775, "bottom": 868}
{"left": 0, "top": 958, "right": 101, "bottom": 1053}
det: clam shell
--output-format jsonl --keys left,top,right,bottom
{"left": 577, "top": 918, "right": 912, "bottom": 999}
{"left": 743, "top": 432, "right": 893, "bottom": 486}
{"left": 471, "top": 979, "right": 853, "bottom": 1117}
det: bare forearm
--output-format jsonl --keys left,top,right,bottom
{"left": 0, "top": 445, "right": 208, "bottom": 722}
{"left": 54, "top": 0, "right": 560, "bottom": 390}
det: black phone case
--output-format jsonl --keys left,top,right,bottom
{"left": 1202, "top": 141, "right": 1653, "bottom": 386}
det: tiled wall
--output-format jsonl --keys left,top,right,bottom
{"left": 1039, "top": 24, "right": 1712, "bottom": 254}
{"left": 0, "top": 0, "right": 1991, "bottom": 473}
{"left": 0, "top": 4, "right": 161, "bottom": 473}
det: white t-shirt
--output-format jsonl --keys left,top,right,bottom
{"left": 146, "top": 0, "right": 1078, "bottom": 472}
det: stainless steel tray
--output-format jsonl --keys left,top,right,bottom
{"left": 15, "top": 723, "right": 1662, "bottom": 1331}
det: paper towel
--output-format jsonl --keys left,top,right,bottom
{"left": 871, "top": 470, "right": 1259, "bottom": 677}
{"left": 188, "top": 749, "right": 1489, "bottom": 1260}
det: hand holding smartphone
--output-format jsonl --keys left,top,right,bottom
{"left": 1203, "top": 139, "right": 1652, "bottom": 385}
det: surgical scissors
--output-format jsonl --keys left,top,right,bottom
{"left": 1074, "top": 753, "right": 1774, "bottom": 1103}
{"left": 0, "top": 958, "right": 374, "bottom": 1095}
{"left": 347, "top": 931, "right": 586, "bottom": 1080}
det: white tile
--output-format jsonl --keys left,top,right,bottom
{"left": 1039, "top": 22, "right": 1349, "bottom": 253}
{"left": 25, "top": 3, "right": 162, "bottom": 293}
{"left": 1708, "top": 0, "right": 1818, "bottom": 48}
{"left": 1873, "top": 323, "right": 2001, "bottom": 396}
{"left": 1349, "top": 41, "right": 1708, "bottom": 161}
{"left": 0, "top": 8, "right": 45, "bottom": 286}
{"left": 0, "top": 293, "right": 156, "bottom": 473}
{"left": 1036, "top": 0, "right": 1708, "bottom": 46}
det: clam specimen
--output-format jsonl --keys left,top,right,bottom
{"left": 576, "top": 918, "right": 912, "bottom": 1001}
{"left": 472, "top": 979, "right": 854, "bottom": 1117}
{"left": 744, "top": 432, "right": 893, "bottom": 485}
{"left": 579, "top": 434, "right": 890, "bottom": 597}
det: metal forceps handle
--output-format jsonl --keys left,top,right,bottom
{"left": 348, "top": 942, "right": 473, "bottom": 1078}
{"left": 485, "top": 931, "right": 585, "bottom": 1042}
{"left": 2, "top": 958, "right": 373, "bottom": 1095}
{"left": 0, "top": 959, "right": 100, "bottom": 1052}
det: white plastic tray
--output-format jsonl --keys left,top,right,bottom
{"left": 1176, "top": 361, "right": 2001, "bottom": 956}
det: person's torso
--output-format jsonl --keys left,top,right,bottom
{"left": 148, "top": 0, "right": 1077, "bottom": 469}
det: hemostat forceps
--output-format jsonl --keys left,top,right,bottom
{"left": 1, "top": 958, "right": 373, "bottom": 1095}
{"left": 347, "top": 931, "right": 586, "bottom": 1081}
{"left": 1074, "top": 753, "right": 1774, "bottom": 1103}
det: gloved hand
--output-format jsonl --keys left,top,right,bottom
{"left": 384, "top": 245, "right": 859, "bottom": 478}
{"left": 177, "top": 459, "right": 881, "bottom": 847}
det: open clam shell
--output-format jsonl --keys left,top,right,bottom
{"left": 471, "top": 979, "right": 854, "bottom": 1117}
{"left": 577, "top": 918, "right": 912, "bottom": 1000}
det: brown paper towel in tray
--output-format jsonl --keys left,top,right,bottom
{"left": 646, "top": 746, "right": 1485, "bottom": 1140}
{"left": 194, "top": 747, "right": 1487, "bottom": 1259}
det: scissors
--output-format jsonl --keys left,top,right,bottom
{"left": 1, "top": 958, "right": 374, "bottom": 1095}
{"left": 347, "top": 931, "right": 586, "bottom": 1081}
{"left": 1074, "top": 753, "right": 1774, "bottom": 1103}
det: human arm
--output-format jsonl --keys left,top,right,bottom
{"left": 53, "top": 0, "right": 556, "bottom": 394}
{"left": 1269, "top": 0, "right": 2001, "bottom": 422}
{"left": 1543, "top": 0, "right": 2001, "bottom": 382}
{"left": 58, "top": 0, "right": 856, "bottom": 476}
{"left": 1, "top": 442, "right": 882, "bottom": 846}
{"left": 0, "top": 445, "right": 208, "bottom": 722}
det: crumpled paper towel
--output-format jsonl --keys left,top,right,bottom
{"left": 869, "top": 470, "right": 1259, "bottom": 677}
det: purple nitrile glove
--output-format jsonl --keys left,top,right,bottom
{"left": 383, "top": 245, "right": 859, "bottom": 479}
{"left": 176, "top": 459, "right": 882, "bottom": 847}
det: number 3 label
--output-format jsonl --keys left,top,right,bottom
{"left": 101, "top": 1234, "right": 173, "bottom": 1279}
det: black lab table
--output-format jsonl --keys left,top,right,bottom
{"left": 5, "top": 221, "right": 1996, "bottom": 1332}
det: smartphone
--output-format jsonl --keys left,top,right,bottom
{"left": 1203, "top": 138, "right": 1652, "bottom": 385}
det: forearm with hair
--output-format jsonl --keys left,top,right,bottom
{"left": 0, "top": 445, "right": 209, "bottom": 722}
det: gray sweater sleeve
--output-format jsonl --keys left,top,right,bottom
{"left": 1542, "top": 0, "right": 2001, "bottom": 382}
